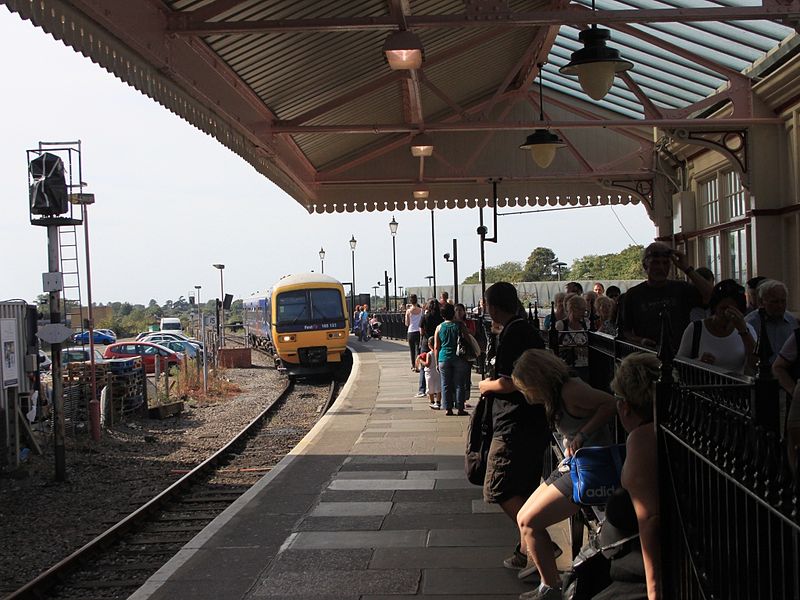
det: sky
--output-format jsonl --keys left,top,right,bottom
{"left": 0, "top": 8, "right": 656, "bottom": 307}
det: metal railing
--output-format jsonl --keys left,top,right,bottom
{"left": 584, "top": 325, "right": 800, "bottom": 599}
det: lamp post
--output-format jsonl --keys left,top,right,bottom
{"left": 349, "top": 235, "right": 357, "bottom": 315}
{"left": 430, "top": 210, "right": 437, "bottom": 297}
{"left": 389, "top": 216, "right": 399, "bottom": 311}
{"left": 384, "top": 272, "right": 392, "bottom": 311}
{"left": 425, "top": 275, "right": 434, "bottom": 299}
{"left": 553, "top": 261, "right": 567, "bottom": 282}
{"left": 213, "top": 264, "right": 225, "bottom": 347}
{"left": 443, "top": 238, "right": 459, "bottom": 305}
{"left": 194, "top": 285, "right": 202, "bottom": 338}
{"left": 319, "top": 247, "right": 325, "bottom": 274}
{"left": 372, "top": 284, "right": 380, "bottom": 305}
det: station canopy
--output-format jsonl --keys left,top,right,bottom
{"left": 6, "top": 0, "right": 798, "bottom": 213}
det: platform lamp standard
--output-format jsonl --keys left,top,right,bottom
{"left": 553, "top": 261, "right": 567, "bottom": 282}
{"left": 349, "top": 235, "right": 357, "bottom": 315}
{"left": 372, "top": 284, "right": 380, "bottom": 306}
{"left": 194, "top": 285, "right": 202, "bottom": 338}
{"left": 213, "top": 264, "right": 225, "bottom": 347}
{"left": 389, "top": 217, "right": 399, "bottom": 311}
{"left": 319, "top": 247, "right": 325, "bottom": 274}
{"left": 443, "top": 239, "right": 459, "bottom": 305}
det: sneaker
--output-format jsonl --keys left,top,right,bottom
{"left": 429, "top": 402, "right": 441, "bottom": 410}
{"left": 519, "top": 584, "right": 560, "bottom": 600}
{"left": 445, "top": 409, "right": 454, "bottom": 416}
{"left": 457, "top": 409, "right": 469, "bottom": 416}
{"left": 503, "top": 544, "right": 527, "bottom": 570}
{"left": 517, "top": 543, "right": 563, "bottom": 581}
{"left": 415, "top": 392, "right": 427, "bottom": 398}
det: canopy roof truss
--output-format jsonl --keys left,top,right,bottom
{"left": 5, "top": 0, "right": 798, "bottom": 213}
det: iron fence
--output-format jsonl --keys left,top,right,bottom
{"left": 586, "top": 328, "right": 800, "bottom": 599}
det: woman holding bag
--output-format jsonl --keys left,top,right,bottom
{"left": 510, "top": 349, "right": 616, "bottom": 600}
{"left": 434, "top": 303, "right": 473, "bottom": 416}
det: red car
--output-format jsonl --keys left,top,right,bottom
{"left": 103, "top": 342, "right": 183, "bottom": 374}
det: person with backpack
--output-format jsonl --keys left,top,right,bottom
{"left": 676, "top": 279, "right": 756, "bottom": 374}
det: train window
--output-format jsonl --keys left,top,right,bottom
{"left": 309, "top": 289, "right": 344, "bottom": 321}
{"left": 276, "top": 291, "right": 308, "bottom": 325}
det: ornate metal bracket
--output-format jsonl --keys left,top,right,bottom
{"left": 667, "top": 129, "right": 749, "bottom": 189}
{"left": 600, "top": 178, "right": 654, "bottom": 211}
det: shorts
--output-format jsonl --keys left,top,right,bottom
{"left": 483, "top": 433, "right": 547, "bottom": 504}
{"left": 544, "top": 467, "right": 574, "bottom": 499}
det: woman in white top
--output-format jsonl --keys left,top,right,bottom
{"left": 405, "top": 294, "right": 424, "bottom": 370}
{"left": 677, "top": 279, "right": 756, "bottom": 374}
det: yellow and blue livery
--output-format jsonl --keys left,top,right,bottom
{"left": 243, "top": 273, "right": 349, "bottom": 376}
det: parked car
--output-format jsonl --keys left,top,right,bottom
{"left": 102, "top": 342, "right": 183, "bottom": 374}
{"left": 73, "top": 330, "right": 116, "bottom": 345}
{"left": 62, "top": 347, "right": 105, "bottom": 366}
{"left": 141, "top": 332, "right": 203, "bottom": 349}
{"left": 157, "top": 339, "right": 200, "bottom": 360}
{"left": 96, "top": 329, "right": 117, "bottom": 343}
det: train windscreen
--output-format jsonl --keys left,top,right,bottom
{"left": 276, "top": 288, "right": 345, "bottom": 331}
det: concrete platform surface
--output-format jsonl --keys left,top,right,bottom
{"left": 130, "top": 337, "right": 570, "bottom": 600}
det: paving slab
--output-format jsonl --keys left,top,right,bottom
{"left": 329, "top": 479, "right": 435, "bottom": 491}
{"left": 382, "top": 513, "right": 511, "bottom": 531}
{"left": 391, "top": 500, "right": 474, "bottom": 515}
{"left": 310, "top": 502, "right": 394, "bottom": 517}
{"left": 289, "top": 530, "right": 428, "bottom": 550}
{"left": 369, "top": 546, "right": 512, "bottom": 569}
{"left": 421, "top": 568, "right": 531, "bottom": 595}
{"left": 296, "top": 516, "right": 386, "bottom": 531}
{"left": 427, "top": 527, "right": 518, "bottom": 548}
{"left": 249, "top": 569, "right": 420, "bottom": 597}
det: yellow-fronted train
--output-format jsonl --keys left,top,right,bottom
{"left": 243, "top": 273, "right": 350, "bottom": 377}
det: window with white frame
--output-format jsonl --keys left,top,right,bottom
{"left": 724, "top": 171, "right": 746, "bottom": 218}
{"left": 703, "top": 235, "right": 721, "bottom": 279}
{"left": 699, "top": 177, "right": 719, "bottom": 226}
{"left": 728, "top": 228, "right": 747, "bottom": 284}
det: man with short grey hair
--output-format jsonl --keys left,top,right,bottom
{"left": 745, "top": 279, "right": 798, "bottom": 365}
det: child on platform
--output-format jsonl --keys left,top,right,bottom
{"left": 421, "top": 336, "right": 442, "bottom": 409}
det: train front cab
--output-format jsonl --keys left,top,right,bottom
{"left": 271, "top": 277, "right": 349, "bottom": 376}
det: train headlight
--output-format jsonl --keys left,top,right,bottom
{"left": 327, "top": 332, "right": 345, "bottom": 339}
{"left": 281, "top": 334, "right": 296, "bottom": 342}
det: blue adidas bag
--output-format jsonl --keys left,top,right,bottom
{"left": 569, "top": 444, "right": 626, "bottom": 506}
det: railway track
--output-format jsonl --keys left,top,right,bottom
{"left": 6, "top": 377, "right": 340, "bottom": 600}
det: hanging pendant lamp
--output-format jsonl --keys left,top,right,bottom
{"left": 520, "top": 65, "right": 565, "bottom": 169}
{"left": 383, "top": 30, "right": 424, "bottom": 70}
{"left": 558, "top": 2, "right": 632, "bottom": 101}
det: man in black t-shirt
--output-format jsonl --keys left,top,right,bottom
{"left": 623, "top": 242, "right": 712, "bottom": 351}
{"left": 478, "top": 282, "right": 550, "bottom": 571}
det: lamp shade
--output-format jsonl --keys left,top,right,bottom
{"left": 389, "top": 217, "right": 399, "bottom": 235}
{"left": 349, "top": 235, "right": 357, "bottom": 250}
{"left": 410, "top": 133, "right": 434, "bottom": 157}
{"left": 413, "top": 185, "right": 429, "bottom": 200}
{"left": 559, "top": 27, "right": 633, "bottom": 101}
{"left": 383, "top": 30, "right": 424, "bottom": 70}
{"left": 319, "top": 247, "right": 325, "bottom": 260}
{"left": 520, "top": 129, "right": 566, "bottom": 169}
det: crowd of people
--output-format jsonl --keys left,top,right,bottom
{"left": 350, "top": 241, "right": 800, "bottom": 599}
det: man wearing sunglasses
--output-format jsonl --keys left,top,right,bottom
{"left": 622, "top": 242, "right": 713, "bottom": 351}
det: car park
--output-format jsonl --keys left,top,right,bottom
{"left": 73, "top": 330, "right": 116, "bottom": 345}
{"left": 103, "top": 342, "right": 183, "bottom": 373}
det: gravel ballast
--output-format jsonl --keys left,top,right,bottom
{"left": 0, "top": 355, "right": 330, "bottom": 593}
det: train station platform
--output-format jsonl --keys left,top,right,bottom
{"left": 131, "top": 338, "right": 571, "bottom": 600}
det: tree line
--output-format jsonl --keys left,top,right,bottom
{"left": 462, "top": 245, "right": 644, "bottom": 284}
